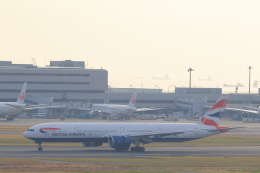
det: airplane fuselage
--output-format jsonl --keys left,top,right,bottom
{"left": 23, "top": 122, "right": 219, "bottom": 143}
{"left": 91, "top": 104, "right": 137, "bottom": 116}
{"left": 0, "top": 102, "right": 26, "bottom": 116}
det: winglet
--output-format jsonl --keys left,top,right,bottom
{"left": 128, "top": 92, "right": 137, "bottom": 108}
{"left": 16, "top": 82, "right": 27, "bottom": 104}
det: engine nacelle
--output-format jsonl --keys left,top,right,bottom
{"left": 108, "top": 136, "right": 131, "bottom": 150}
{"left": 82, "top": 142, "right": 103, "bottom": 147}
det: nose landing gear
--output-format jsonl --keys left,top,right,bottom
{"left": 38, "top": 146, "right": 43, "bottom": 151}
{"left": 35, "top": 141, "right": 43, "bottom": 151}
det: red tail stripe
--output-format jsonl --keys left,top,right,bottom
{"left": 209, "top": 99, "right": 228, "bottom": 111}
{"left": 200, "top": 117, "right": 218, "bottom": 127}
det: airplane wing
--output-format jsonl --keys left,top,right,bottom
{"left": 128, "top": 130, "right": 185, "bottom": 139}
{"left": 136, "top": 107, "right": 162, "bottom": 112}
{"left": 25, "top": 105, "right": 67, "bottom": 110}
{"left": 26, "top": 104, "right": 47, "bottom": 107}
{"left": 242, "top": 106, "right": 259, "bottom": 111}
{"left": 104, "top": 130, "right": 184, "bottom": 144}
{"left": 77, "top": 108, "right": 91, "bottom": 111}
{"left": 225, "top": 107, "right": 259, "bottom": 114}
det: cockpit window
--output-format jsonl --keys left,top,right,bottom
{"left": 27, "top": 129, "right": 34, "bottom": 132}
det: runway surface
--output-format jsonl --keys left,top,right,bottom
{"left": 1, "top": 145, "right": 260, "bottom": 159}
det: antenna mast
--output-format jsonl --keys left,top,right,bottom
{"left": 31, "top": 57, "right": 37, "bottom": 67}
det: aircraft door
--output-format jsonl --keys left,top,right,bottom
{"left": 194, "top": 128, "right": 199, "bottom": 136}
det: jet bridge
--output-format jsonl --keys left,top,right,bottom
{"left": 25, "top": 96, "right": 53, "bottom": 116}
{"left": 175, "top": 97, "right": 207, "bottom": 116}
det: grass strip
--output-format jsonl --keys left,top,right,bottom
{"left": 1, "top": 157, "right": 260, "bottom": 172}
{"left": 0, "top": 126, "right": 29, "bottom": 132}
{"left": 33, "top": 156, "right": 260, "bottom": 173}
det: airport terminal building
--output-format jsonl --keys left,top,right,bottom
{"left": 0, "top": 61, "right": 107, "bottom": 104}
{"left": 0, "top": 60, "right": 260, "bottom": 117}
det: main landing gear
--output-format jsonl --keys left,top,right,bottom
{"left": 36, "top": 141, "right": 43, "bottom": 151}
{"left": 130, "top": 146, "right": 145, "bottom": 152}
{"left": 38, "top": 146, "right": 43, "bottom": 151}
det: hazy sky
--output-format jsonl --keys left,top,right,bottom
{"left": 1, "top": 0, "right": 260, "bottom": 92}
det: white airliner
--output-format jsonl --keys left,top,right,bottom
{"left": 0, "top": 82, "right": 27, "bottom": 120}
{"left": 226, "top": 105, "right": 260, "bottom": 115}
{"left": 86, "top": 93, "right": 160, "bottom": 119}
{"left": 0, "top": 82, "right": 52, "bottom": 121}
{"left": 24, "top": 95, "right": 240, "bottom": 152}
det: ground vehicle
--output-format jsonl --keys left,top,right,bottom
{"left": 32, "top": 113, "right": 46, "bottom": 118}
{"left": 163, "top": 116, "right": 179, "bottom": 121}
{"left": 232, "top": 114, "right": 242, "bottom": 121}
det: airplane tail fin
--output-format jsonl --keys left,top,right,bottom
{"left": 16, "top": 82, "right": 27, "bottom": 104}
{"left": 128, "top": 92, "right": 137, "bottom": 108}
{"left": 198, "top": 95, "right": 228, "bottom": 127}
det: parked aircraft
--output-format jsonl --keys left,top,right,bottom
{"left": 85, "top": 93, "right": 160, "bottom": 119}
{"left": 23, "top": 95, "right": 240, "bottom": 152}
{"left": 0, "top": 82, "right": 54, "bottom": 121}
{"left": 225, "top": 105, "right": 260, "bottom": 123}
{"left": 0, "top": 82, "right": 28, "bottom": 120}
{"left": 227, "top": 105, "right": 260, "bottom": 114}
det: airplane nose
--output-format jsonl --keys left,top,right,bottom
{"left": 23, "top": 131, "right": 29, "bottom": 138}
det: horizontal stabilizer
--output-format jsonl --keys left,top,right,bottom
{"left": 25, "top": 105, "right": 67, "bottom": 110}
{"left": 136, "top": 107, "right": 162, "bottom": 111}
{"left": 207, "top": 127, "right": 244, "bottom": 132}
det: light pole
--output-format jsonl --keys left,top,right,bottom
{"left": 248, "top": 66, "right": 253, "bottom": 105}
{"left": 129, "top": 84, "right": 133, "bottom": 93}
{"left": 173, "top": 85, "right": 176, "bottom": 93}
{"left": 157, "top": 86, "right": 160, "bottom": 93}
{"left": 154, "top": 85, "right": 158, "bottom": 93}
{"left": 141, "top": 84, "right": 143, "bottom": 93}
{"left": 188, "top": 68, "right": 194, "bottom": 116}
{"left": 168, "top": 85, "right": 173, "bottom": 93}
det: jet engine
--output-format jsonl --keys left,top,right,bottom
{"left": 108, "top": 136, "right": 131, "bottom": 150}
{"left": 88, "top": 110, "right": 101, "bottom": 117}
{"left": 82, "top": 142, "right": 103, "bottom": 147}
